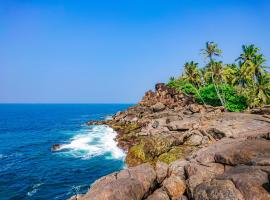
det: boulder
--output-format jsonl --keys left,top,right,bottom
{"left": 162, "top": 175, "right": 186, "bottom": 198}
{"left": 184, "top": 133, "right": 203, "bottom": 146}
{"left": 156, "top": 161, "right": 169, "bottom": 183}
{"left": 80, "top": 177, "right": 145, "bottom": 200}
{"left": 168, "top": 160, "right": 188, "bottom": 179}
{"left": 117, "top": 163, "right": 157, "bottom": 194}
{"left": 189, "top": 104, "right": 200, "bottom": 113}
{"left": 152, "top": 102, "right": 166, "bottom": 112}
{"left": 51, "top": 144, "right": 63, "bottom": 151}
{"left": 79, "top": 163, "right": 156, "bottom": 200}
{"left": 167, "top": 119, "right": 195, "bottom": 131}
{"left": 216, "top": 165, "right": 270, "bottom": 200}
{"left": 146, "top": 188, "right": 170, "bottom": 200}
{"left": 214, "top": 139, "right": 270, "bottom": 166}
{"left": 194, "top": 179, "right": 244, "bottom": 200}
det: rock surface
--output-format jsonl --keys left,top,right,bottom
{"left": 76, "top": 83, "right": 270, "bottom": 200}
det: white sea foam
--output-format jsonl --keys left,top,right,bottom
{"left": 59, "top": 125, "right": 125, "bottom": 160}
{"left": 27, "top": 183, "right": 43, "bottom": 197}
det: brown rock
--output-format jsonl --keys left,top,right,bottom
{"left": 80, "top": 178, "right": 145, "bottom": 200}
{"left": 152, "top": 102, "right": 166, "bottom": 112}
{"left": 168, "top": 160, "right": 188, "bottom": 179}
{"left": 217, "top": 165, "right": 270, "bottom": 200}
{"left": 146, "top": 188, "right": 170, "bottom": 200}
{"left": 214, "top": 139, "right": 270, "bottom": 166}
{"left": 189, "top": 104, "right": 200, "bottom": 113}
{"left": 162, "top": 175, "right": 186, "bottom": 198}
{"left": 117, "top": 163, "right": 157, "bottom": 194}
{"left": 156, "top": 161, "right": 169, "bottom": 183}
{"left": 194, "top": 179, "right": 244, "bottom": 200}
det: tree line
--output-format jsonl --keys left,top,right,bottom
{"left": 168, "top": 42, "right": 270, "bottom": 111}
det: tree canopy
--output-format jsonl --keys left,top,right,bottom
{"left": 168, "top": 42, "right": 270, "bottom": 111}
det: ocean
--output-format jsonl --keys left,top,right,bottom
{"left": 0, "top": 104, "right": 132, "bottom": 200}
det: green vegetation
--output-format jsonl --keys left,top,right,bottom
{"left": 168, "top": 42, "right": 270, "bottom": 111}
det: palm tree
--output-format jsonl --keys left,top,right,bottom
{"left": 236, "top": 45, "right": 267, "bottom": 85}
{"left": 183, "top": 61, "right": 202, "bottom": 88}
{"left": 201, "top": 42, "right": 225, "bottom": 107}
{"left": 183, "top": 61, "right": 205, "bottom": 104}
{"left": 253, "top": 73, "right": 270, "bottom": 107}
{"left": 222, "top": 64, "right": 240, "bottom": 86}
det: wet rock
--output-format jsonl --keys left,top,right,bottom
{"left": 162, "top": 175, "right": 186, "bottom": 199}
{"left": 156, "top": 161, "right": 169, "bottom": 183}
{"left": 51, "top": 144, "right": 63, "bottom": 151}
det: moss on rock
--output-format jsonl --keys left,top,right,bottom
{"left": 158, "top": 146, "right": 197, "bottom": 164}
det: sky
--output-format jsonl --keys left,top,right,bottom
{"left": 1, "top": 0, "right": 270, "bottom": 103}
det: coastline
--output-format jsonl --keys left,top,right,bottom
{"left": 72, "top": 83, "right": 270, "bottom": 200}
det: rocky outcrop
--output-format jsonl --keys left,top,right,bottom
{"left": 74, "top": 137, "right": 270, "bottom": 200}
{"left": 78, "top": 83, "right": 270, "bottom": 200}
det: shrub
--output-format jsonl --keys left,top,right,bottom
{"left": 167, "top": 79, "right": 197, "bottom": 95}
{"left": 197, "top": 84, "right": 247, "bottom": 112}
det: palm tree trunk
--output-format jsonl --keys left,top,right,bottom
{"left": 194, "top": 86, "right": 206, "bottom": 105}
{"left": 211, "top": 73, "right": 226, "bottom": 107}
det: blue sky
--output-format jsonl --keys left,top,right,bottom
{"left": 1, "top": 0, "right": 270, "bottom": 103}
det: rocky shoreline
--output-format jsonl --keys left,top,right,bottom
{"left": 71, "top": 83, "right": 270, "bottom": 200}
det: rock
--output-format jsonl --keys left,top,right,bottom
{"left": 158, "top": 146, "right": 196, "bottom": 165}
{"left": 167, "top": 119, "right": 196, "bottom": 131}
{"left": 156, "top": 161, "right": 169, "bottom": 183}
{"left": 117, "top": 163, "right": 157, "bottom": 195}
{"left": 172, "top": 195, "right": 188, "bottom": 200}
{"left": 214, "top": 139, "right": 270, "bottom": 166}
{"left": 194, "top": 179, "right": 244, "bottom": 200}
{"left": 152, "top": 120, "right": 159, "bottom": 128}
{"left": 79, "top": 163, "right": 156, "bottom": 200}
{"left": 185, "top": 162, "right": 225, "bottom": 198}
{"left": 216, "top": 165, "right": 270, "bottom": 200}
{"left": 152, "top": 102, "right": 166, "bottom": 112}
{"left": 162, "top": 175, "right": 186, "bottom": 198}
{"left": 189, "top": 104, "right": 200, "bottom": 113}
{"left": 184, "top": 133, "right": 203, "bottom": 146}
{"left": 168, "top": 160, "right": 188, "bottom": 179}
{"left": 51, "top": 144, "right": 63, "bottom": 151}
{"left": 124, "top": 114, "right": 138, "bottom": 122}
{"left": 146, "top": 188, "right": 170, "bottom": 200}
{"left": 81, "top": 177, "right": 145, "bottom": 200}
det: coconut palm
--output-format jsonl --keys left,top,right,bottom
{"left": 183, "top": 61, "right": 202, "bottom": 88}
{"left": 222, "top": 64, "right": 240, "bottom": 86}
{"left": 183, "top": 61, "right": 205, "bottom": 104}
{"left": 236, "top": 45, "right": 268, "bottom": 85}
{"left": 201, "top": 42, "right": 225, "bottom": 107}
{"left": 253, "top": 73, "right": 270, "bottom": 106}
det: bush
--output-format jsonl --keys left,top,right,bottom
{"left": 197, "top": 84, "right": 247, "bottom": 112}
{"left": 167, "top": 79, "right": 197, "bottom": 95}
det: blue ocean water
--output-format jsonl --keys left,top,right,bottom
{"left": 0, "top": 104, "right": 132, "bottom": 200}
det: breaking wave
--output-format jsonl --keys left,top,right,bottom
{"left": 58, "top": 125, "right": 125, "bottom": 160}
